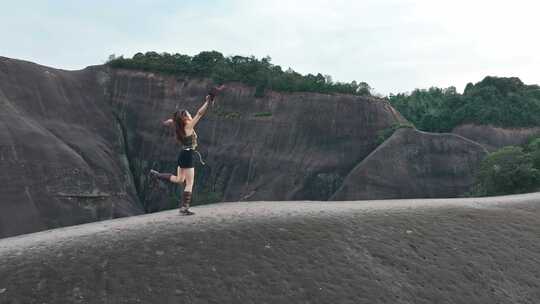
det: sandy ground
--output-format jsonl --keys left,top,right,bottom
{"left": 1, "top": 193, "right": 540, "bottom": 303}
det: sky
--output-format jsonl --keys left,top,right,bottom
{"left": 1, "top": 0, "right": 539, "bottom": 95}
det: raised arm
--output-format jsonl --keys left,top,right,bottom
{"left": 188, "top": 95, "right": 211, "bottom": 128}
{"left": 187, "top": 85, "right": 226, "bottom": 128}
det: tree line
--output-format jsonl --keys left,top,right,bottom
{"left": 388, "top": 76, "right": 540, "bottom": 132}
{"left": 109, "top": 52, "right": 540, "bottom": 131}
{"left": 107, "top": 51, "right": 372, "bottom": 97}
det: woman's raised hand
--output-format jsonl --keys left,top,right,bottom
{"left": 208, "top": 85, "right": 226, "bottom": 105}
{"left": 163, "top": 118, "right": 173, "bottom": 126}
{"left": 216, "top": 84, "right": 226, "bottom": 91}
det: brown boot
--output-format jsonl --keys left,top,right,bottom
{"left": 179, "top": 191, "right": 194, "bottom": 215}
{"left": 150, "top": 169, "right": 173, "bottom": 182}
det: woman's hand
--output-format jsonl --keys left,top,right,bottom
{"left": 208, "top": 85, "right": 226, "bottom": 105}
{"left": 163, "top": 119, "right": 173, "bottom": 127}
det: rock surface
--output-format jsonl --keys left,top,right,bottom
{"left": 452, "top": 123, "right": 540, "bottom": 151}
{"left": 0, "top": 57, "right": 142, "bottom": 238}
{"left": 0, "top": 57, "right": 409, "bottom": 237}
{"left": 109, "top": 68, "right": 406, "bottom": 210}
{"left": 1, "top": 56, "right": 498, "bottom": 238}
{"left": 1, "top": 193, "right": 539, "bottom": 303}
{"left": 331, "top": 128, "right": 488, "bottom": 200}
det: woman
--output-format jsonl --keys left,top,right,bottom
{"left": 150, "top": 86, "right": 224, "bottom": 215}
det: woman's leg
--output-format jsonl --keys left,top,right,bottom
{"left": 150, "top": 167, "right": 185, "bottom": 184}
{"left": 182, "top": 168, "right": 195, "bottom": 192}
{"left": 150, "top": 169, "right": 172, "bottom": 182}
{"left": 172, "top": 166, "right": 186, "bottom": 184}
{"left": 179, "top": 168, "right": 195, "bottom": 213}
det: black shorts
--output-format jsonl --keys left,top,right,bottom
{"left": 177, "top": 149, "right": 194, "bottom": 168}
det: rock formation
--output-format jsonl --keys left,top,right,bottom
{"left": 331, "top": 128, "right": 488, "bottom": 200}
{"left": 0, "top": 57, "right": 142, "bottom": 238}
{"left": 109, "top": 69, "right": 406, "bottom": 211}
{"left": 452, "top": 124, "right": 540, "bottom": 151}
{"left": 0, "top": 56, "right": 498, "bottom": 238}
{"left": 1, "top": 193, "right": 539, "bottom": 303}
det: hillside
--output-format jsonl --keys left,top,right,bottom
{"left": 0, "top": 56, "right": 496, "bottom": 238}
{"left": 109, "top": 68, "right": 405, "bottom": 209}
{"left": 452, "top": 124, "right": 540, "bottom": 151}
{"left": 1, "top": 193, "right": 539, "bottom": 303}
{"left": 0, "top": 57, "right": 143, "bottom": 237}
{"left": 332, "top": 128, "right": 487, "bottom": 200}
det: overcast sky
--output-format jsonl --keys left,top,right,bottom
{"left": 1, "top": 0, "right": 539, "bottom": 95}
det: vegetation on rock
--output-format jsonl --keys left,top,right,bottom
{"left": 473, "top": 136, "right": 540, "bottom": 196}
{"left": 375, "top": 122, "right": 415, "bottom": 145}
{"left": 388, "top": 77, "right": 540, "bottom": 132}
{"left": 107, "top": 51, "right": 372, "bottom": 96}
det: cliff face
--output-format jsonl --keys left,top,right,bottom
{"left": 0, "top": 57, "right": 142, "bottom": 238}
{"left": 452, "top": 124, "right": 540, "bottom": 151}
{"left": 109, "top": 69, "right": 407, "bottom": 210}
{"left": 0, "top": 57, "right": 495, "bottom": 238}
{"left": 331, "top": 128, "right": 488, "bottom": 200}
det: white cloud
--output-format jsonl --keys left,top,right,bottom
{"left": 1, "top": 0, "right": 538, "bottom": 94}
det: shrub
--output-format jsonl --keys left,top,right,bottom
{"left": 473, "top": 146, "right": 540, "bottom": 196}
{"left": 253, "top": 112, "right": 272, "bottom": 117}
{"left": 375, "top": 123, "right": 414, "bottom": 145}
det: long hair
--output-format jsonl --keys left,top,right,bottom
{"left": 173, "top": 110, "right": 187, "bottom": 143}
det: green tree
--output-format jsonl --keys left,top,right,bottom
{"left": 388, "top": 76, "right": 540, "bottom": 132}
{"left": 525, "top": 137, "right": 540, "bottom": 169}
{"left": 191, "top": 51, "right": 225, "bottom": 75}
{"left": 473, "top": 146, "right": 540, "bottom": 196}
{"left": 357, "top": 82, "right": 371, "bottom": 96}
{"left": 107, "top": 51, "right": 376, "bottom": 96}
